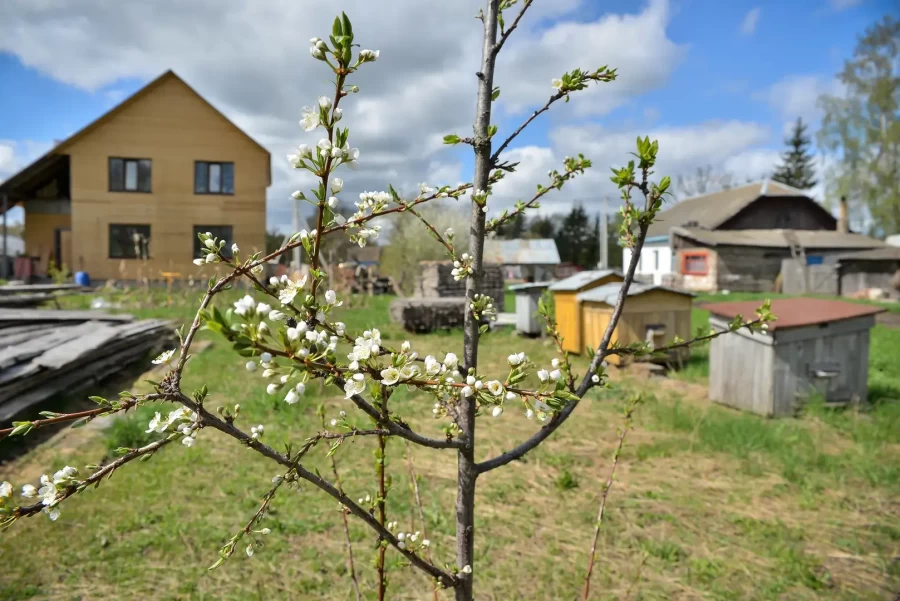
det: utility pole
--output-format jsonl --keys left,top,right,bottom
{"left": 599, "top": 194, "right": 608, "bottom": 269}
{"left": 1, "top": 194, "right": 8, "bottom": 280}
{"left": 291, "top": 195, "right": 301, "bottom": 272}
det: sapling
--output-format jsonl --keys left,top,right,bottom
{"left": 0, "top": 3, "right": 774, "bottom": 600}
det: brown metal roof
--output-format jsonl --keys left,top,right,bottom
{"left": 648, "top": 180, "right": 815, "bottom": 238}
{"left": 673, "top": 227, "right": 885, "bottom": 249}
{"left": 702, "top": 298, "right": 885, "bottom": 331}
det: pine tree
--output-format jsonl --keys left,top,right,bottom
{"left": 773, "top": 117, "right": 818, "bottom": 189}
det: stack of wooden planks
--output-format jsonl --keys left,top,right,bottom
{"left": 0, "top": 284, "right": 90, "bottom": 308}
{"left": 0, "top": 309, "right": 173, "bottom": 422}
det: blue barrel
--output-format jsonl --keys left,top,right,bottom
{"left": 74, "top": 271, "right": 91, "bottom": 287}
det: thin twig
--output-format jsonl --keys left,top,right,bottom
{"left": 583, "top": 398, "right": 639, "bottom": 601}
{"left": 493, "top": 0, "right": 533, "bottom": 56}
{"left": 320, "top": 409, "right": 362, "bottom": 601}
{"left": 376, "top": 390, "right": 389, "bottom": 601}
{"left": 405, "top": 441, "right": 439, "bottom": 601}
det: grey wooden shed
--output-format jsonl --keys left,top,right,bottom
{"left": 705, "top": 298, "right": 884, "bottom": 417}
{"left": 508, "top": 282, "right": 551, "bottom": 335}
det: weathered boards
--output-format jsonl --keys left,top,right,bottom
{"left": 0, "top": 309, "right": 173, "bottom": 422}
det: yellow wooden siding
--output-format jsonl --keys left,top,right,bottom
{"left": 23, "top": 213, "right": 71, "bottom": 274}
{"left": 552, "top": 272, "right": 625, "bottom": 354}
{"left": 581, "top": 290, "right": 693, "bottom": 365}
{"left": 555, "top": 292, "right": 581, "bottom": 353}
{"left": 60, "top": 75, "right": 268, "bottom": 280}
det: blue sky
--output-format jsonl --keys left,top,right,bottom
{"left": 0, "top": 0, "right": 896, "bottom": 229}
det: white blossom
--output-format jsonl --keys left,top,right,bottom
{"left": 526, "top": 408, "right": 535, "bottom": 419}
{"left": 359, "top": 48, "right": 380, "bottom": 62}
{"left": 250, "top": 425, "right": 265, "bottom": 440}
{"left": 537, "top": 369, "right": 550, "bottom": 382}
{"left": 551, "top": 358, "right": 560, "bottom": 368}
{"left": 508, "top": 352, "right": 527, "bottom": 366}
{"left": 261, "top": 352, "right": 273, "bottom": 363}
{"left": 317, "top": 138, "right": 332, "bottom": 152}
{"left": 0, "top": 481, "right": 11, "bottom": 498}
{"left": 262, "top": 369, "right": 275, "bottom": 379}
{"left": 192, "top": 258, "right": 204, "bottom": 266}
{"left": 474, "top": 380, "right": 484, "bottom": 390}
{"left": 487, "top": 380, "right": 503, "bottom": 396}
{"left": 300, "top": 107, "right": 320, "bottom": 131}
{"left": 295, "top": 382, "right": 306, "bottom": 395}
{"left": 549, "top": 369, "right": 562, "bottom": 382}
{"left": 266, "top": 383, "right": 279, "bottom": 395}
{"left": 231, "top": 243, "right": 240, "bottom": 254}
{"left": 245, "top": 360, "right": 257, "bottom": 372}
{"left": 505, "top": 391, "right": 516, "bottom": 401}
{"left": 592, "top": 374, "right": 600, "bottom": 383}
{"left": 246, "top": 544, "right": 254, "bottom": 557}
{"left": 146, "top": 412, "right": 169, "bottom": 433}
{"left": 327, "top": 196, "right": 338, "bottom": 208}
{"left": 182, "top": 435, "right": 195, "bottom": 447}
{"left": 551, "top": 78, "right": 563, "bottom": 89}
{"left": 325, "top": 290, "right": 341, "bottom": 305}
{"left": 152, "top": 349, "right": 176, "bottom": 365}
{"left": 344, "top": 373, "right": 366, "bottom": 398}
{"left": 318, "top": 95, "right": 332, "bottom": 109}
{"left": 399, "top": 364, "right": 419, "bottom": 381}
{"left": 21, "top": 484, "right": 37, "bottom": 498}
{"left": 492, "top": 406, "right": 504, "bottom": 418}
{"left": 234, "top": 295, "right": 257, "bottom": 316}
{"left": 269, "top": 310, "right": 286, "bottom": 321}
{"left": 461, "top": 386, "right": 473, "bottom": 397}
{"left": 380, "top": 367, "right": 401, "bottom": 386}
{"left": 278, "top": 276, "right": 308, "bottom": 306}
{"left": 462, "top": 565, "right": 472, "bottom": 574}
{"left": 443, "top": 352, "right": 459, "bottom": 370}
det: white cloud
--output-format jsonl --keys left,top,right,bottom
{"left": 0, "top": 0, "right": 684, "bottom": 232}
{"left": 757, "top": 74, "right": 844, "bottom": 121}
{"left": 489, "top": 120, "right": 775, "bottom": 215}
{"left": 740, "top": 8, "right": 761, "bottom": 36}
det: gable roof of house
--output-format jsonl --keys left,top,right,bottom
{"left": 576, "top": 282, "right": 694, "bottom": 305}
{"left": 549, "top": 269, "right": 623, "bottom": 291}
{"left": 484, "top": 238, "right": 560, "bottom": 265}
{"left": 672, "top": 226, "right": 886, "bottom": 250}
{"left": 647, "top": 180, "right": 823, "bottom": 238}
{"left": 0, "top": 70, "right": 271, "bottom": 203}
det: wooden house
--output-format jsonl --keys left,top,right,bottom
{"left": 549, "top": 269, "right": 624, "bottom": 353}
{"left": 0, "top": 71, "right": 271, "bottom": 281}
{"left": 578, "top": 283, "right": 693, "bottom": 365}
{"left": 705, "top": 298, "right": 884, "bottom": 417}
{"left": 626, "top": 180, "right": 885, "bottom": 293}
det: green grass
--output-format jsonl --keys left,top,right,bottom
{"left": 0, "top": 288, "right": 897, "bottom": 600}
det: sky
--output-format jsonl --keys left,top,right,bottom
{"left": 0, "top": 0, "right": 896, "bottom": 233}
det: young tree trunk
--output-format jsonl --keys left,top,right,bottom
{"left": 457, "top": 2, "right": 500, "bottom": 600}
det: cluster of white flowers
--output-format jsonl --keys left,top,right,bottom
{"left": 378, "top": 340, "right": 422, "bottom": 387}
{"left": 451, "top": 253, "right": 474, "bottom": 281}
{"left": 146, "top": 406, "right": 201, "bottom": 446}
{"left": 395, "top": 529, "right": 429, "bottom": 551}
{"left": 469, "top": 293, "right": 497, "bottom": 321}
{"left": 329, "top": 410, "right": 347, "bottom": 427}
{"left": 347, "top": 329, "right": 382, "bottom": 365}
{"left": 251, "top": 352, "right": 310, "bottom": 404}
{"left": 250, "top": 424, "right": 265, "bottom": 440}
{"left": 18, "top": 465, "right": 79, "bottom": 520}
{"left": 309, "top": 36, "right": 328, "bottom": 60}
{"left": 471, "top": 188, "right": 489, "bottom": 213}
{"left": 358, "top": 48, "right": 380, "bottom": 63}
{"left": 192, "top": 231, "right": 228, "bottom": 266}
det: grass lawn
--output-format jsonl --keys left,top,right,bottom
{"left": 1, "top": 286, "right": 898, "bottom": 600}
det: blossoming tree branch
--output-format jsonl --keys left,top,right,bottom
{"left": 0, "top": 2, "right": 773, "bottom": 600}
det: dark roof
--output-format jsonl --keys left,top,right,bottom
{"left": 703, "top": 298, "right": 884, "bottom": 331}
{"left": 577, "top": 282, "right": 694, "bottom": 305}
{"left": 0, "top": 70, "right": 271, "bottom": 202}
{"left": 673, "top": 227, "right": 885, "bottom": 250}
{"left": 649, "top": 180, "right": 818, "bottom": 238}
{"left": 835, "top": 247, "right": 900, "bottom": 262}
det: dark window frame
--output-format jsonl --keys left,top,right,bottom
{"left": 109, "top": 157, "right": 152, "bottom": 193}
{"left": 193, "top": 225, "right": 235, "bottom": 259}
{"left": 194, "top": 161, "right": 235, "bottom": 195}
{"left": 109, "top": 224, "right": 152, "bottom": 260}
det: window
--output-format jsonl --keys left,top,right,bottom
{"left": 109, "top": 224, "right": 151, "bottom": 259}
{"left": 681, "top": 251, "right": 709, "bottom": 276}
{"left": 109, "top": 158, "right": 151, "bottom": 192}
{"left": 195, "top": 161, "right": 235, "bottom": 194}
{"left": 193, "top": 225, "right": 234, "bottom": 258}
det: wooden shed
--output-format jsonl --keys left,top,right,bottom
{"left": 705, "top": 298, "right": 884, "bottom": 417}
{"left": 577, "top": 283, "right": 694, "bottom": 365}
{"left": 550, "top": 269, "right": 624, "bottom": 353}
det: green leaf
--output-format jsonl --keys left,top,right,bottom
{"left": 491, "top": 87, "right": 501, "bottom": 101}
{"left": 487, "top": 124, "right": 498, "bottom": 138}
{"left": 443, "top": 134, "right": 460, "bottom": 145}
{"left": 341, "top": 12, "right": 353, "bottom": 39}
{"left": 332, "top": 16, "right": 343, "bottom": 38}
{"left": 10, "top": 422, "right": 33, "bottom": 436}
{"left": 478, "top": 324, "right": 490, "bottom": 335}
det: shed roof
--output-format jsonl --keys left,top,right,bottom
{"left": 673, "top": 227, "right": 885, "bottom": 249}
{"left": 703, "top": 298, "right": 885, "bottom": 331}
{"left": 577, "top": 282, "right": 694, "bottom": 305}
{"left": 835, "top": 246, "right": 900, "bottom": 262}
{"left": 549, "top": 269, "right": 623, "bottom": 291}
{"left": 648, "top": 180, "right": 816, "bottom": 238}
{"left": 508, "top": 281, "right": 553, "bottom": 291}
{"left": 484, "top": 238, "right": 560, "bottom": 265}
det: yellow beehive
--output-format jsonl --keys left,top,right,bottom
{"left": 578, "top": 283, "right": 694, "bottom": 365}
{"left": 549, "top": 270, "right": 624, "bottom": 354}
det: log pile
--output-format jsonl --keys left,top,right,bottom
{"left": 389, "top": 298, "right": 469, "bottom": 332}
{"left": 0, "top": 284, "right": 89, "bottom": 308}
{"left": 0, "top": 309, "right": 173, "bottom": 422}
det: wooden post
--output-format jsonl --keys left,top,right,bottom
{"left": 1, "top": 194, "right": 8, "bottom": 280}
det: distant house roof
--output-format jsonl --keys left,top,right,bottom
{"left": 577, "top": 282, "right": 694, "bottom": 305}
{"left": 835, "top": 247, "right": 900, "bottom": 262}
{"left": 672, "top": 227, "right": 885, "bottom": 250}
{"left": 549, "top": 269, "right": 623, "bottom": 291}
{"left": 347, "top": 246, "right": 382, "bottom": 264}
{"left": 484, "top": 238, "right": 560, "bottom": 265}
{"left": 0, "top": 70, "right": 271, "bottom": 204}
{"left": 703, "top": 298, "right": 884, "bottom": 331}
{"left": 648, "top": 180, "right": 823, "bottom": 238}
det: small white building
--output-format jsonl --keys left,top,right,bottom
{"left": 622, "top": 236, "right": 672, "bottom": 285}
